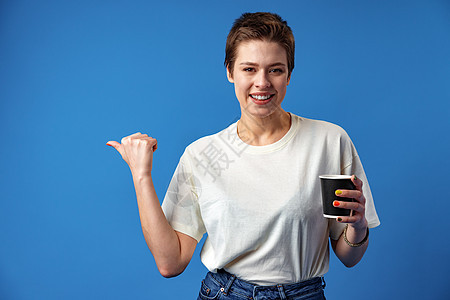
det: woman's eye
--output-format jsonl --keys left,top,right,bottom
{"left": 270, "top": 68, "right": 283, "bottom": 73}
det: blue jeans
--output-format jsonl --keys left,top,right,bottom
{"left": 197, "top": 269, "right": 326, "bottom": 300}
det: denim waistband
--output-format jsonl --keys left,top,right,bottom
{"left": 208, "top": 269, "right": 325, "bottom": 299}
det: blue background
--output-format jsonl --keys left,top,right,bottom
{"left": 1, "top": 0, "right": 449, "bottom": 299}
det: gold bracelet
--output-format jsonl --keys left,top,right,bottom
{"left": 343, "top": 224, "right": 369, "bottom": 247}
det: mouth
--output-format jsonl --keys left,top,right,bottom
{"left": 249, "top": 93, "right": 275, "bottom": 105}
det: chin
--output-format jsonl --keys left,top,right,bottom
{"left": 243, "top": 105, "right": 280, "bottom": 119}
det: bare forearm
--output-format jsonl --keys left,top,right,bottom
{"left": 331, "top": 176, "right": 371, "bottom": 268}
{"left": 132, "top": 174, "right": 186, "bottom": 276}
{"left": 107, "top": 134, "right": 195, "bottom": 277}
{"left": 332, "top": 225, "right": 369, "bottom": 268}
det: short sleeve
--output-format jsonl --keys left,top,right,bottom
{"left": 161, "top": 153, "right": 206, "bottom": 242}
{"left": 330, "top": 138, "right": 380, "bottom": 240}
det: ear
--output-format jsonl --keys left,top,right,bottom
{"left": 226, "top": 67, "right": 234, "bottom": 83}
{"left": 286, "top": 74, "right": 291, "bottom": 86}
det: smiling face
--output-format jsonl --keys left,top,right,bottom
{"left": 227, "top": 40, "right": 290, "bottom": 120}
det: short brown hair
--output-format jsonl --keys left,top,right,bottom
{"left": 225, "top": 12, "right": 295, "bottom": 78}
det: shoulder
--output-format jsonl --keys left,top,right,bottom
{"left": 292, "top": 113, "right": 350, "bottom": 139}
{"left": 182, "top": 122, "right": 237, "bottom": 156}
{"left": 291, "top": 114, "right": 358, "bottom": 161}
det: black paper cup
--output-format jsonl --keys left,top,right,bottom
{"left": 319, "top": 175, "right": 356, "bottom": 218}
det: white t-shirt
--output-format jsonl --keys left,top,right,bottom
{"left": 161, "top": 113, "right": 380, "bottom": 285}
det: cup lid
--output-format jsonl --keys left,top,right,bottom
{"left": 319, "top": 175, "right": 352, "bottom": 179}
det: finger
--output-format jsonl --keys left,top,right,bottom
{"left": 106, "top": 141, "right": 124, "bottom": 156}
{"left": 335, "top": 189, "right": 363, "bottom": 202}
{"left": 150, "top": 137, "right": 157, "bottom": 151}
{"left": 333, "top": 200, "right": 364, "bottom": 212}
{"left": 352, "top": 174, "right": 363, "bottom": 191}
{"left": 336, "top": 215, "right": 363, "bottom": 224}
{"left": 142, "top": 137, "right": 158, "bottom": 151}
{"left": 130, "top": 132, "right": 142, "bottom": 137}
{"left": 121, "top": 132, "right": 143, "bottom": 144}
{"left": 131, "top": 133, "right": 148, "bottom": 139}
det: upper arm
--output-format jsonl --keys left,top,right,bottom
{"left": 158, "top": 231, "right": 197, "bottom": 278}
{"left": 176, "top": 231, "right": 198, "bottom": 270}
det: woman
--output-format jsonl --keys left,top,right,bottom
{"left": 107, "top": 12, "right": 379, "bottom": 300}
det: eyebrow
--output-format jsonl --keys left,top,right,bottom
{"left": 239, "top": 62, "right": 287, "bottom": 67}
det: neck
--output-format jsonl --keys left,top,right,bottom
{"left": 237, "top": 109, "right": 291, "bottom": 146}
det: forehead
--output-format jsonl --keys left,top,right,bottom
{"left": 235, "top": 40, "right": 287, "bottom": 65}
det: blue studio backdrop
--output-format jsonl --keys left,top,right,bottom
{"left": 1, "top": 0, "right": 449, "bottom": 299}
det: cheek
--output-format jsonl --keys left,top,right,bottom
{"left": 235, "top": 85, "right": 248, "bottom": 102}
{"left": 234, "top": 78, "right": 251, "bottom": 94}
{"left": 277, "top": 80, "right": 289, "bottom": 92}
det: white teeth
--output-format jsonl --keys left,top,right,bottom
{"left": 251, "top": 95, "right": 272, "bottom": 100}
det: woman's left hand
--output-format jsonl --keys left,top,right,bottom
{"left": 333, "top": 175, "right": 368, "bottom": 230}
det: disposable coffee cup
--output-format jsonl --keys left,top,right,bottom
{"left": 319, "top": 175, "right": 356, "bottom": 218}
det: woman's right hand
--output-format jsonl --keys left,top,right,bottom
{"left": 106, "top": 132, "right": 158, "bottom": 177}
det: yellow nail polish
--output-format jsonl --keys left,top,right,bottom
{"left": 335, "top": 190, "right": 342, "bottom": 196}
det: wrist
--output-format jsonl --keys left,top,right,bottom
{"left": 344, "top": 224, "right": 369, "bottom": 247}
{"left": 132, "top": 170, "right": 153, "bottom": 183}
{"left": 348, "top": 218, "right": 368, "bottom": 231}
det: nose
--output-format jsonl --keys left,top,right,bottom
{"left": 255, "top": 71, "right": 271, "bottom": 88}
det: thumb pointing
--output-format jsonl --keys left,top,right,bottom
{"left": 106, "top": 141, "right": 122, "bottom": 154}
